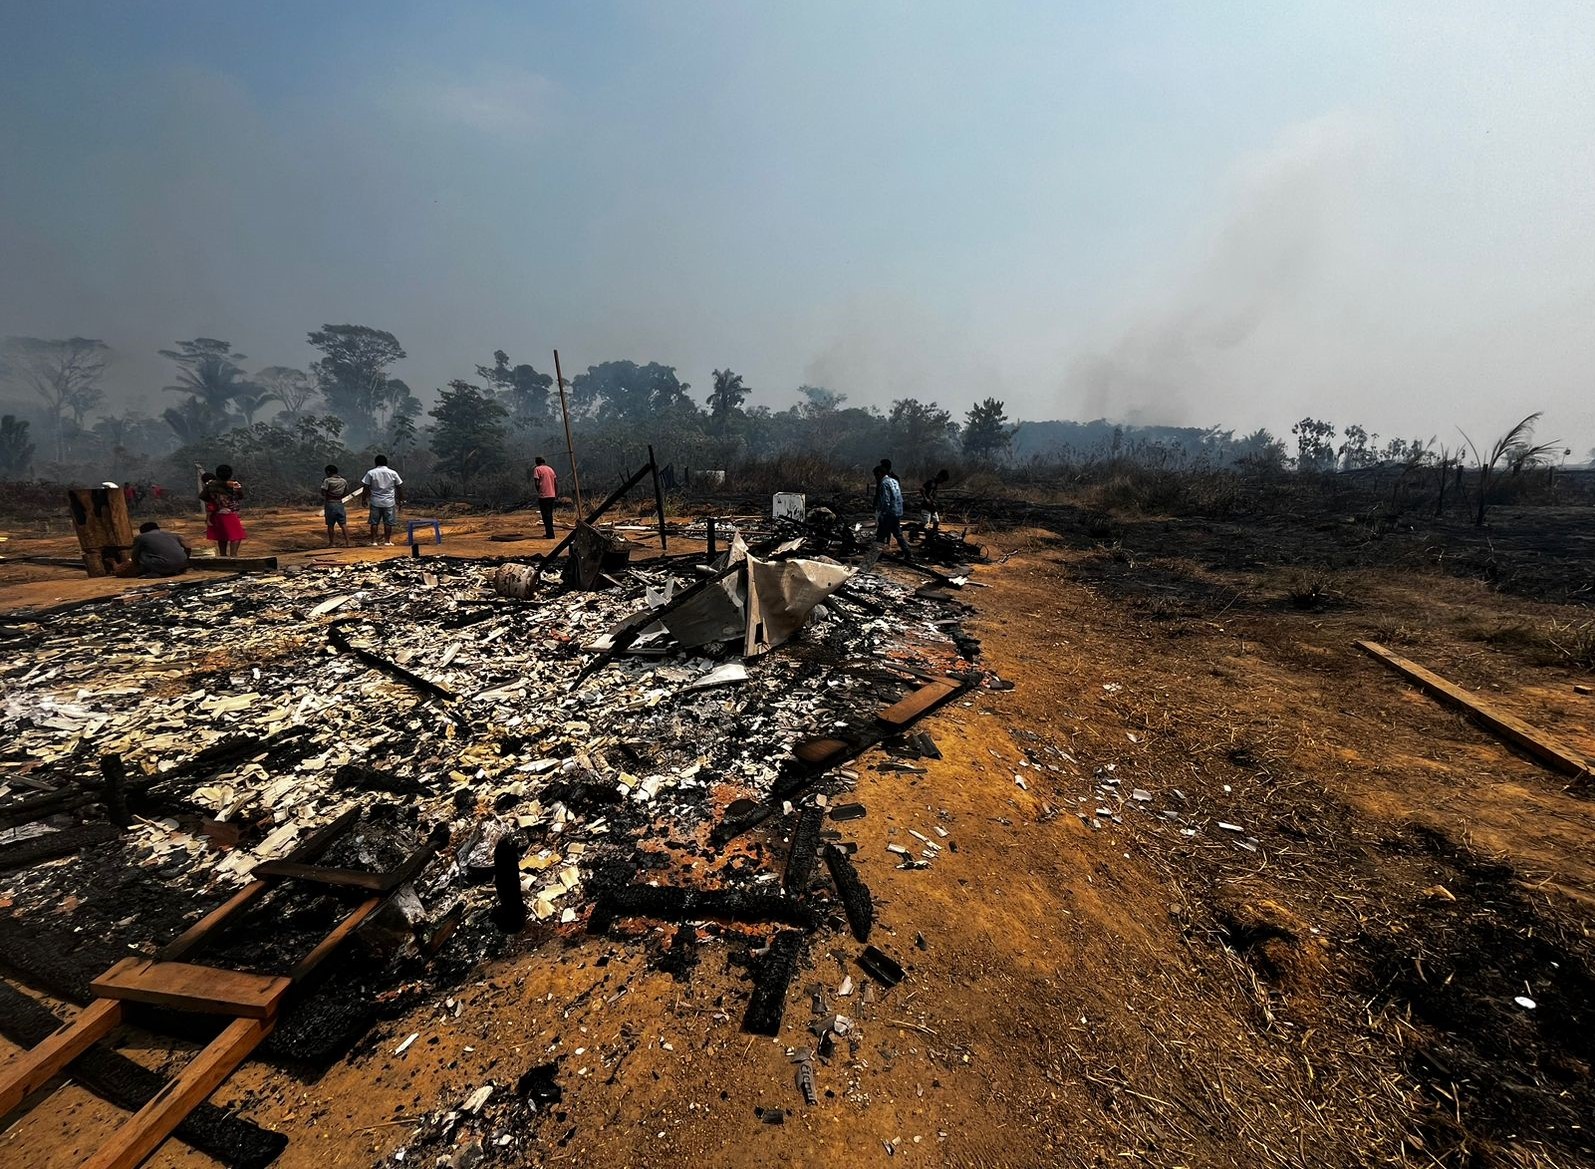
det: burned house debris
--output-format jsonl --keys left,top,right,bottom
{"left": 0, "top": 514, "right": 989, "bottom": 1166}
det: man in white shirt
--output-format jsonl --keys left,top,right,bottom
{"left": 361, "top": 455, "right": 405, "bottom": 547}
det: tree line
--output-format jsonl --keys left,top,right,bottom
{"left": 0, "top": 326, "right": 1584, "bottom": 513}
{"left": 0, "top": 325, "right": 1017, "bottom": 495}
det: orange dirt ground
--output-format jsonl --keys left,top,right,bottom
{"left": 1, "top": 504, "right": 1592, "bottom": 1168}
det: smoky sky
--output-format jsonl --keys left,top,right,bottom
{"left": 1, "top": 2, "right": 1592, "bottom": 452}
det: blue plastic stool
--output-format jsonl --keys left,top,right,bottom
{"left": 406, "top": 518, "right": 443, "bottom": 545}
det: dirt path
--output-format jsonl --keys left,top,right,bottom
{"left": 3, "top": 516, "right": 1592, "bottom": 1168}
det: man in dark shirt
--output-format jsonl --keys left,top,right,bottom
{"left": 114, "top": 522, "right": 191, "bottom": 577}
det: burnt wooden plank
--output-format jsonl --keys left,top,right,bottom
{"left": 876, "top": 679, "right": 960, "bottom": 729}
{"left": 250, "top": 859, "right": 396, "bottom": 892}
{"left": 91, "top": 959, "right": 289, "bottom": 1019}
{"left": 0, "top": 997, "right": 122, "bottom": 1114}
{"left": 1357, "top": 640, "right": 1593, "bottom": 780}
{"left": 0, "top": 981, "right": 286, "bottom": 1169}
{"left": 80, "top": 1014, "right": 274, "bottom": 1169}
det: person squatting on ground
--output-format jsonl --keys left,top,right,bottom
{"left": 320, "top": 464, "right": 352, "bottom": 547}
{"left": 362, "top": 455, "right": 404, "bottom": 546}
{"left": 874, "top": 460, "right": 913, "bottom": 559}
{"left": 201, "top": 465, "right": 246, "bottom": 556}
{"left": 532, "top": 455, "right": 558, "bottom": 540}
{"left": 921, "top": 468, "right": 949, "bottom": 531}
{"left": 114, "top": 522, "right": 190, "bottom": 578}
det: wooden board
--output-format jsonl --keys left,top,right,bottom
{"left": 157, "top": 808, "right": 362, "bottom": 962}
{"left": 1357, "top": 640, "right": 1594, "bottom": 780}
{"left": 876, "top": 679, "right": 961, "bottom": 729}
{"left": 0, "top": 998, "right": 122, "bottom": 1115}
{"left": 291, "top": 897, "right": 382, "bottom": 982}
{"left": 187, "top": 555, "right": 279, "bottom": 572}
{"left": 250, "top": 859, "right": 397, "bottom": 892}
{"left": 90, "top": 959, "right": 290, "bottom": 1019}
{"left": 80, "top": 1014, "right": 273, "bottom": 1169}
{"left": 793, "top": 738, "right": 851, "bottom": 766}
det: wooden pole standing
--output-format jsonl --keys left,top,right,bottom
{"left": 66, "top": 487, "right": 134, "bottom": 576}
{"left": 553, "top": 349, "right": 584, "bottom": 518}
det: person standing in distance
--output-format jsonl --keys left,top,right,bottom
{"left": 362, "top": 455, "right": 404, "bottom": 547}
{"left": 532, "top": 456, "right": 558, "bottom": 540}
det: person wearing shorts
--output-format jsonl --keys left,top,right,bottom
{"left": 362, "top": 455, "right": 404, "bottom": 547}
{"left": 320, "top": 464, "right": 351, "bottom": 547}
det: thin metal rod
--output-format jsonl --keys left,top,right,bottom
{"left": 553, "top": 349, "right": 584, "bottom": 517}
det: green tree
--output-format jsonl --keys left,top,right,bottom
{"left": 961, "top": 398, "right": 1012, "bottom": 462}
{"left": 0, "top": 414, "right": 35, "bottom": 477}
{"left": 707, "top": 368, "right": 750, "bottom": 438}
{"left": 1291, "top": 417, "right": 1336, "bottom": 471}
{"left": 257, "top": 366, "right": 317, "bottom": 421}
{"left": 0, "top": 336, "right": 111, "bottom": 462}
{"left": 160, "top": 338, "right": 255, "bottom": 438}
{"left": 888, "top": 398, "right": 956, "bottom": 469}
{"left": 1339, "top": 424, "right": 1378, "bottom": 469}
{"left": 569, "top": 360, "right": 694, "bottom": 424}
{"left": 307, "top": 324, "right": 408, "bottom": 447}
{"left": 429, "top": 380, "right": 507, "bottom": 491}
{"left": 476, "top": 349, "right": 553, "bottom": 429}
{"left": 1460, "top": 412, "right": 1557, "bottom": 527}
{"left": 1234, "top": 428, "right": 1288, "bottom": 471}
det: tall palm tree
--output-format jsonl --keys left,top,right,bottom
{"left": 165, "top": 354, "right": 246, "bottom": 434}
{"left": 707, "top": 368, "right": 749, "bottom": 438}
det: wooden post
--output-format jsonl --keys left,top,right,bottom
{"left": 649, "top": 444, "right": 668, "bottom": 552}
{"left": 553, "top": 349, "right": 584, "bottom": 518}
{"left": 66, "top": 487, "right": 134, "bottom": 576}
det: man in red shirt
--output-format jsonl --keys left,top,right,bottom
{"left": 532, "top": 456, "right": 558, "bottom": 539}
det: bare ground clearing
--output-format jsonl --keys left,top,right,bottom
{"left": 1, "top": 501, "right": 1592, "bottom": 1169}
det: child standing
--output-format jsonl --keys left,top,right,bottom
{"left": 320, "top": 464, "right": 351, "bottom": 547}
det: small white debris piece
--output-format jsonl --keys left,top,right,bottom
{"left": 1014, "top": 774, "right": 1027, "bottom": 790}
{"left": 1102, "top": 682, "right": 1122, "bottom": 693}
{"left": 463, "top": 1085, "right": 493, "bottom": 1114}
{"left": 395, "top": 1032, "right": 419, "bottom": 1056}
{"left": 1514, "top": 995, "right": 1538, "bottom": 1010}
{"left": 308, "top": 594, "right": 353, "bottom": 618}
{"left": 837, "top": 975, "right": 854, "bottom": 997}
{"left": 1131, "top": 788, "right": 1152, "bottom": 802}
{"left": 1218, "top": 822, "right": 1245, "bottom": 833}
{"left": 887, "top": 844, "right": 911, "bottom": 856}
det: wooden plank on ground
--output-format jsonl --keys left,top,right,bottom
{"left": 187, "top": 555, "right": 279, "bottom": 572}
{"left": 157, "top": 808, "right": 362, "bottom": 962}
{"left": 250, "top": 859, "right": 396, "bottom": 892}
{"left": 0, "top": 997, "right": 123, "bottom": 1114}
{"left": 1356, "top": 640, "right": 1594, "bottom": 781}
{"left": 793, "top": 738, "right": 851, "bottom": 767}
{"left": 291, "top": 897, "right": 382, "bottom": 982}
{"left": 876, "top": 679, "right": 960, "bottom": 729}
{"left": 91, "top": 959, "right": 290, "bottom": 1019}
{"left": 80, "top": 1014, "right": 273, "bottom": 1169}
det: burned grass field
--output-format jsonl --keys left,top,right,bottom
{"left": 0, "top": 494, "right": 1592, "bottom": 1169}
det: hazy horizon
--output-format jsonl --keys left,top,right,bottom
{"left": 2, "top": 2, "right": 1592, "bottom": 452}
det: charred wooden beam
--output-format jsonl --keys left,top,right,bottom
{"left": 782, "top": 805, "right": 824, "bottom": 895}
{"left": 742, "top": 929, "right": 804, "bottom": 1036}
{"left": 823, "top": 844, "right": 873, "bottom": 943}
{"left": 587, "top": 885, "right": 817, "bottom": 935}
{"left": 0, "top": 823, "right": 121, "bottom": 873}
{"left": 327, "top": 621, "right": 456, "bottom": 702}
